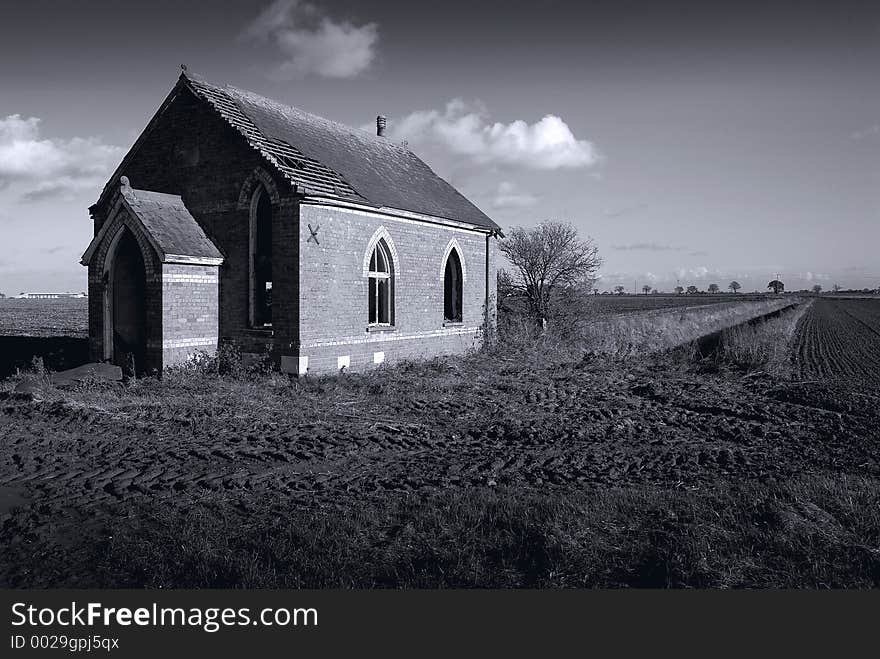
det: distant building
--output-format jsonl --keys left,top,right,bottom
{"left": 13, "top": 292, "right": 87, "bottom": 299}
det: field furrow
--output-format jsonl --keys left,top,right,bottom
{"left": 792, "top": 298, "right": 880, "bottom": 385}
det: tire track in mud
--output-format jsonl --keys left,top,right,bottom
{"left": 2, "top": 343, "right": 879, "bottom": 535}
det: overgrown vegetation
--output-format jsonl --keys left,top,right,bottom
{"left": 497, "top": 292, "right": 798, "bottom": 362}
{"left": 164, "top": 340, "right": 275, "bottom": 380}
{"left": 716, "top": 300, "right": 812, "bottom": 374}
{"left": 7, "top": 476, "right": 878, "bottom": 588}
{"left": 5, "top": 294, "right": 806, "bottom": 411}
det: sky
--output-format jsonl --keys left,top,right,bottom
{"left": 0, "top": 0, "right": 878, "bottom": 295}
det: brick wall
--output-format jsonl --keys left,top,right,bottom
{"left": 86, "top": 204, "right": 222, "bottom": 372}
{"left": 160, "top": 263, "right": 220, "bottom": 367}
{"left": 291, "top": 202, "right": 498, "bottom": 374}
{"left": 88, "top": 85, "right": 298, "bottom": 361}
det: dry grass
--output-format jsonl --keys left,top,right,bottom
{"left": 17, "top": 475, "right": 878, "bottom": 588}
{"left": 1, "top": 295, "right": 804, "bottom": 425}
{"left": 581, "top": 297, "right": 797, "bottom": 358}
{"left": 717, "top": 300, "right": 813, "bottom": 374}
{"left": 495, "top": 295, "right": 798, "bottom": 363}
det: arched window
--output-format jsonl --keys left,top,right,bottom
{"left": 250, "top": 185, "right": 272, "bottom": 327}
{"left": 444, "top": 248, "right": 463, "bottom": 322}
{"left": 368, "top": 239, "right": 393, "bottom": 325}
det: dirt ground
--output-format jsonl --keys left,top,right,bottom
{"left": 1, "top": 297, "right": 879, "bottom": 586}
{"left": 793, "top": 298, "right": 880, "bottom": 386}
{"left": 0, "top": 299, "right": 88, "bottom": 338}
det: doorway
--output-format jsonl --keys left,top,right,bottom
{"left": 110, "top": 229, "right": 147, "bottom": 374}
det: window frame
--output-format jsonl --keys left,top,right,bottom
{"left": 443, "top": 247, "right": 464, "bottom": 323}
{"left": 248, "top": 184, "right": 273, "bottom": 329}
{"left": 367, "top": 239, "right": 394, "bottom": 326}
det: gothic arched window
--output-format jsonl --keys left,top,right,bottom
{"left": 443, "top": 248, "right": 463, "bottom": 322}
{"left": 368, "top": 238, "right": 394, "bottom": 325}
{"left": 250, "top": 185, "right": 272, "bottom": 327}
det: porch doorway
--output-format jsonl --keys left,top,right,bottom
{"left": 111, "top": 229, "right": 147, "bottom": 374}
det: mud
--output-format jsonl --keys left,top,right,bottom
{"left": 2, "top": 297, "right": 879, "bottom": 586}
{"left": 1, "top": 361, "right": 877, "bottom": 518}
{"left": 792, "top": 298, "right": 880, "bottom": 386}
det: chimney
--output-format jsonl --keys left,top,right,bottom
{"left": 376, "top": 115, "right": 387, "bottom": 137}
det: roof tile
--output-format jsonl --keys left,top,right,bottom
{"left": 123, "top": 187, "right": 223, "bottom": 261}
{"left": 183, "top": 72, "right": 499, "bottom": 231}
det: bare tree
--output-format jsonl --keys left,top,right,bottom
{"left": 642, "top": 284, "right": 652, "bottom": 295}
{"left": 812, "top": 284, "right": 822, "bottom": 294}
{"left": 768, "top": 279, "right": 784, "bottom": 294}
{"left": 728, "top": 280, "right": 741, "bottom": 293}
{"left": 499, "top": 221, "right": 602, "bottom": 325}
{"left": 708, "top": 283, "right": 719, "bottom": 294}
{"left": 833, "top": 284, "right": 842, "bottom": 293}
{"left": 674, "top": 286, "right": 684, "bottom": 295}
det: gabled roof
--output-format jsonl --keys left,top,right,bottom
{"left": 94, "top": 71, "right": 500, "bottom": 232}
{"left": 82, "top": 178, "right": 223, "bottom": 266}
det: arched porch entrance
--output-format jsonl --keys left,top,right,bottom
{"left": 108, "top": 228, "right": 147, "bottom": 374}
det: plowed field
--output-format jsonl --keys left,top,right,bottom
{"left": 2, "top": 297, "right": 880, "bottom": 587}
{"left": 792, "top": 298, "right": 880, "bottom": 386}
{"left": 1, "top": 364, "right": 875, "bottom": 512}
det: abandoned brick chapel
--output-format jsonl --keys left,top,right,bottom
{"left": 81, "top": 70, "right": 501, "bottom": 374}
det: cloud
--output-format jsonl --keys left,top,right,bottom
{"left": 603, "top": 202, "right": 647, "bottom": 219}
{"left": 612, "top": 242, "right": 683, "bottom": 252}
{"left": 674, "top": 266, "right": 723, "bottom": 281}
{"left": 851, "top": 124, "right": 880, "bottom": 140}
{"left": 388, "top": 99, "right": 599, "bottom": 170}
{"left": 597, "top": 270, "right": 687, "bottom": 292}
{"left": 797, "top": 271, "right": 830, "bottom": 282}
{"left": 592, "top": 265, "right": 860, "bottom": 293}
{"left": 491, "top": 181, "right": 538, "bottom": 209}
{"left": 242, "top": 0, "right": 378, "bottom": 79}
{"left": 0, "top": 114, "right": 123, "bottom": 201}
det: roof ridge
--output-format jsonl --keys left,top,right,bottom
{"left": 220, "top": 81, "right": 411, "bottom": 153}
{"left": 93, "top": 70, "right": 498, "bottom": 231}
{"left": 183, "top": 73, "right": 366, "bottom": 201}
{"left": 125, "top": 188, "right": 185, "bottom": 201}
